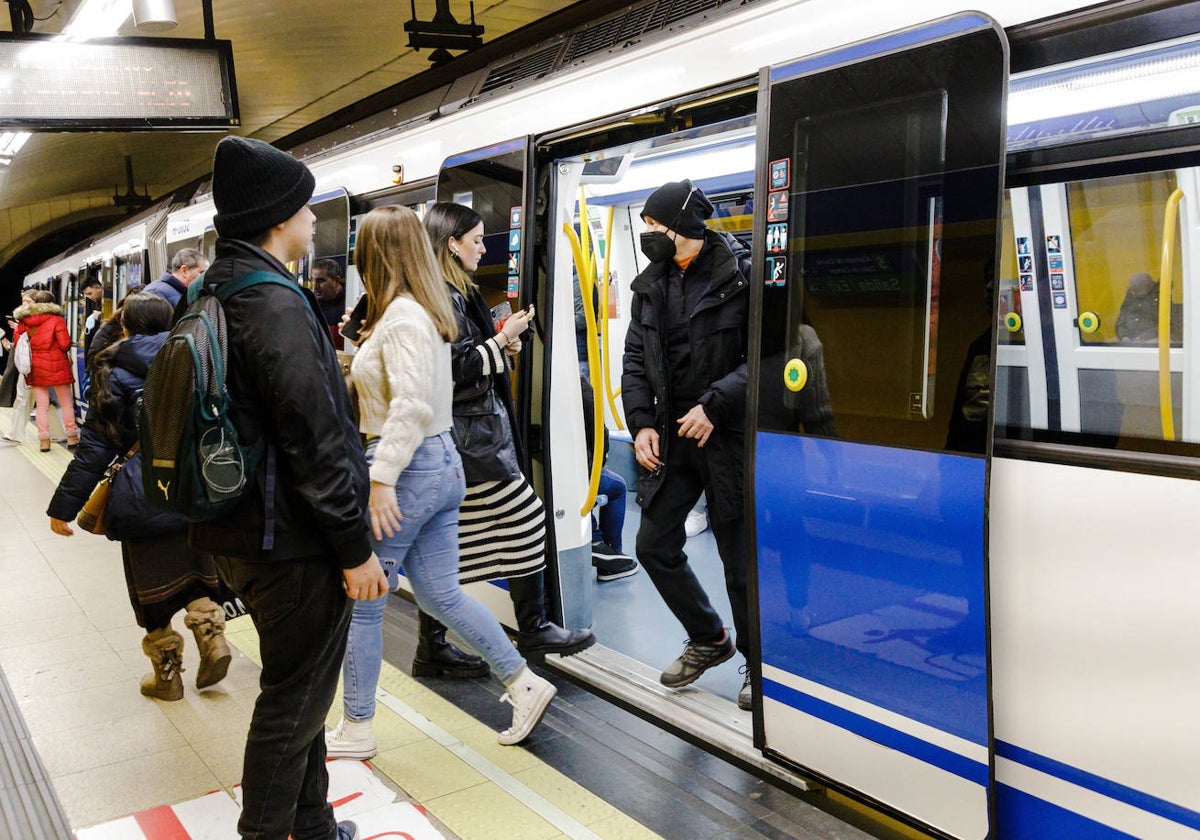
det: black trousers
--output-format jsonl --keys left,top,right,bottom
{"left": 214, "top": 554, "right": 353, "bottom": 840}
{"left": 634, "top": 437, "right": 749, "bottom": 657}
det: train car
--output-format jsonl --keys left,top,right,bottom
{"left": 27, "top": 0, "right": 1196, "bottom": 835}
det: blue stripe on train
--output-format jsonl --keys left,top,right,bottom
{"left": 996, "top": 784, "right": 1137, "bottom": 840}
{"left": 764, "top": 678, "right": 988, "bottom": 786}
{"left": 997, "top": 742, "right": 1200, "bottom": 832}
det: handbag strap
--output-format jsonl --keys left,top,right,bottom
{"left": 105, "top": 441, "right": 140, "bottom": 479}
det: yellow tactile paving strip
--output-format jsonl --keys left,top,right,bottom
{"left": 2, "top": 410, "right": 657, "bottom": 840}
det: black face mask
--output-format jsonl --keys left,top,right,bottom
{"left": 640, "top": 230, "right": 677, "bottom": 263}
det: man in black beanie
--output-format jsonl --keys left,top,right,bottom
{"left": 197, "top": 135, "right": 386, "bottom": 840}
{"left": 621, "top": 179, "right": 756, "bottom": 710}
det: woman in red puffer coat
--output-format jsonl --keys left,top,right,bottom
{"left": 13, "top": 290, "right": 79, "bottom": 452}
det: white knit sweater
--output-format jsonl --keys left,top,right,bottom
{"left": 351, "top": 294, "right": 453, "bottom": 487}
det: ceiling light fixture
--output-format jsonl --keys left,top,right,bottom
{"left": 405, "top": 0, "right": 483, "bottom": 66}
{"left": 132, "top": 0, "right": 176, "bottom": 32}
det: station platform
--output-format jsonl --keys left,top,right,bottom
{"left": 0, "top": 407, "right": 884, "bottom": 840}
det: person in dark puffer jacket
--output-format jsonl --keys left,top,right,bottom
{"left": 47, "top": 293, "right": 232, "bottom": 702}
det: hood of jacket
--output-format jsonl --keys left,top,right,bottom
{"left": 112, "top": 331, "right": 168, "bottom": 381}
{"left": 14, "top": 301, "right": 63, "bottom": 322}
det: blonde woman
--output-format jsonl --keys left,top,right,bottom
{"left": 327, "top": 206, "right": 556, "bottom": 758}
{"left": 408, "top": 202, "right": 593, "bottom": 679}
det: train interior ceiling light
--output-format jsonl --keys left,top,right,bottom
{"left": 1008, "top": 34, "right": 1200, "bottom": 147}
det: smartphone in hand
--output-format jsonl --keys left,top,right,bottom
{"left": 490, "top": 301, "right": 512, "bottom": 328}
{"left": 340, "top": 295, "right": 368, "bottom": 343}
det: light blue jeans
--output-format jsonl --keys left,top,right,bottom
{"left": 342, "top": 431, "right": 525, "bottom": 720}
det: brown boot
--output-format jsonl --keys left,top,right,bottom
{"left": 141, "top": 627, "right": 185, "bottom": 701}
{"left": 184, "top": 597, "right": 232, "bottom": 689}
{"left": 38, "top": 437, "right": 50, "bottom": 452}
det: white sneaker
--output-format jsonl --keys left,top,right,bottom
{"left": 325, "top": 717, "right": 377, "bottom": 760}
{"left": 685, "top": 507, "right": 709, "bottom": 538}
{"left": 498, "top": 666, "right": 556, "bottom": 746}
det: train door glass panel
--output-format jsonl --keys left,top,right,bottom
{"left": 436, "top": 140, "right": 533, "bottom": 629}
{"left": 752, "top": 17, "right": 1006, "bottom": 838}
{"left": 309, "top": 191, "right": 350, "bottom": 283}
{"left": 437, "top": 142, "right": 528, "bottom": 306}
{"left": 202, "top": 229, "right": 217, "bottom": 263}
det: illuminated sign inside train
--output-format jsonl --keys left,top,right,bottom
{"left": 0, "top": 33, "right": 238, "bottom": 129}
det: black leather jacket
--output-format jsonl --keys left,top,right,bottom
{"left": 187, "top": 239, "right": 371, "bottom": 568}
{"left": 622, "top": 229, "right": 750, "bottom": 517}
{"left": 447, "top": 282, "right": 523, "bottom": 482}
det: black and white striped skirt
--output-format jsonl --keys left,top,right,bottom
{"left": 458, "top": 477, "right": 547, "bottom": 584}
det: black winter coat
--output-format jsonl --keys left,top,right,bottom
{"left": 622, "top": 230, "right": 750, "bottom": 518}
{"left": 47, "top": 332, "right": 181, "bottom": 540}
{"left": 185, "top": 239, "right": 372, "bottom": 568}
{"left": 447, "top": 282, "right": 523, "bottom": 482}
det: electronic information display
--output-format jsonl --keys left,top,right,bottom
{"left": 0, "top": 33, "right": 238, "bottom": 129}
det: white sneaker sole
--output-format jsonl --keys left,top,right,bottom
{"left": 498, "top": 683, "right": 557, "bottom": 746}
{"left": 325, "top": 742, "right": 377, "bottom": 760}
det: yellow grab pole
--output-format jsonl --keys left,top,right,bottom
{"left": 1159, "top": 188, "right": 1184, "bottom": 441}
{"left": 564, "top": 221, "right": 605, "bottom": 517}
{"left": 599, "top": 205, "right": 625, "bottom": 429}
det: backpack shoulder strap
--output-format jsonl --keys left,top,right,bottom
{"left": 215, "top": 270, "right": 306, "bottom": 302}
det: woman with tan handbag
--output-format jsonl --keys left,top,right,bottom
{"left": 46, "top": 293, "right": 233, "bottom": 702}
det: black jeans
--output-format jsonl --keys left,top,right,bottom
{"left": 214, "top": 554, "right": 353, "bottom": 840}
{"left": 634, "top": 437, "right": 749, "bottom": 657}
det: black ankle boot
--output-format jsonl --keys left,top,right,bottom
{"left": 412, "top": 610, "right": 489, "bottom": 679}
{"left": 508, "top": 572, "right": 595, "bottom": 662}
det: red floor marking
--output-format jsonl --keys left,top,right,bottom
{"left": 134, "top": 804, "right": 191, "bottom": 839}
{"left": 330, "top": 791, "right": 363, "bottom": 808}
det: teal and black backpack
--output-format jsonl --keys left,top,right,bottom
{"left": 138, "top": 271, "right": 305, "bottom": 529}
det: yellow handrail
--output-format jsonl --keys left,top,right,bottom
{"left": 1158, "top": 188, "right": 1184, "bottom": 441}
{"left": 599, "top": 205, "right": 625, "bottom": 429}
{"left": 564, "top": 216, "right": 605, "bottom": 517}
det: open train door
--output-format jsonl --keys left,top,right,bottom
{"left": 748, "top": 16, "right": 1008, "bottom": 837}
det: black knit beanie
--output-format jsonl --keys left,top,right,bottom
{"left": 212, "top": 136, "right": 316, "bottom": 240}
{"left": 641, "top": 179, "right": 713, "bottom": 238}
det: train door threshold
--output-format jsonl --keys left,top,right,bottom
{"left": 545, "top": 645, "right": 813, "bottom": 793}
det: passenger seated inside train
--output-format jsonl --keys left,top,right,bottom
{"left": 1116, "top": 271, "right": 1182, "bottom": 344}
{"left": 581, "top": 374, "right": 638, "bottom": 581}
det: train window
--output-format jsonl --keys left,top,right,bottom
{"left": 1069, "top": 173, "right": 1183, "bottom": 347}
{"left": 995, "top": 165, "right": 1198, "bottom": 452}
{"left": 757, "top": 25, "right": 1005, "bottom": 454}
{"left": 437, "top": 142, "right": 527, "bottom": 301}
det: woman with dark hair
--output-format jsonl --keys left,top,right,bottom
{"left": 85, "top": 284, "right": 146, "bottom": 372}
{"left": 420, "top": 202, "right": 593, "bottom": 673}
{"left": 46, "top": 293, "right": 232, "bottom": 702}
